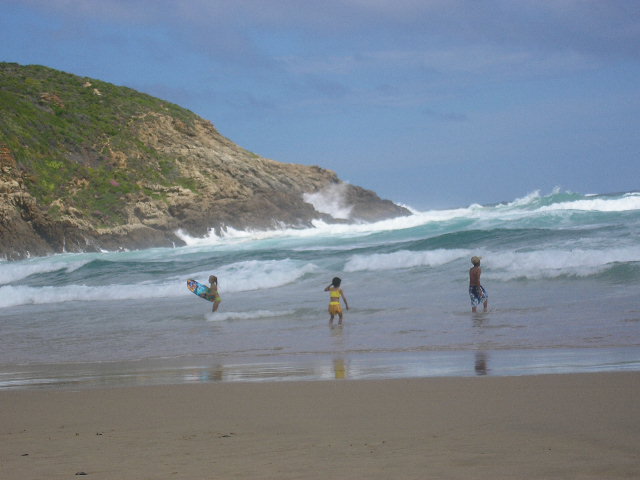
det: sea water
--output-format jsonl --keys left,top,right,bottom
{"left": 1, "top": 189, "right": 639, "bottom": 389}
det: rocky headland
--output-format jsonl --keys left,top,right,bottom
{"left": 0, "top": 63, "right": 409, "bottom": 260}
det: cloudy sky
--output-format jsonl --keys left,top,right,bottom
{"left": 1, "top": 0, "right": 639, "bottom": 209}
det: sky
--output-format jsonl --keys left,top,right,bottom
{"left": 1, "top": 0, "right": 639, "bottom": 209}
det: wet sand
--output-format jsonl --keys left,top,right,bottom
{"left": 2, "top": 372, "right": 639, "bottom": 479}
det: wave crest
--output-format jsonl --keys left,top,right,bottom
{"left": 345, "top": 249, "right": 469, "bottom": 272}
{"left": 488, "top": 247, "right": 640, "bottom": 280}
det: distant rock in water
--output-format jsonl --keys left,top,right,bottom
{"left": 0, "top": 62, "right": 409, "bottom": 260}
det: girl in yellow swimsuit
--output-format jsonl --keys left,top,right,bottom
{"left": 324, "top": 277, "right": 349, "bottom": 325}
{"left": 208, "top": 275, "right": 221, "bottom": 312}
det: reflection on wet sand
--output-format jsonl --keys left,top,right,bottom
{"left": 2, "top": 345, "right": 637, "bottom": 390}
{"left": 475, "top": 351, "right": 489, "bottom": 375}
{"left": 333, "top": 357, "right": 346, "bottom": 379}
{"left": 473, "top": 312, "right": 490, "bottom": 375}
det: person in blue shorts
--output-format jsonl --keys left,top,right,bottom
{"left": 469, "top": 256, "right": 488, "bottom": 312}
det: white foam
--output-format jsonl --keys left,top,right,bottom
{"left": 205, "top": 309, "right": 295, "bottom": 321}
{"left": 498, "top": 189, "right": 640, "bottom": 213}
{"left": 487, "top": 246, "right": 640, "bottom": 280}
{"left": 188, "top": 259, "right": 319, "bottom": 293}
{"left": 344, "top": 249, "right": 469, "bottom": 272}
{"left": 0, "top": 257, "right": 91, "bottom": 285}
{"left": 538, "top": 194, "right": 640, "bottom": 213}
{"left": 0, "top": 282, "right": 179, "bottom": 308}
{"left": 0, "top": 256, "right": 320, "bottom": 308}
{"left": 303, "top": 183, "right": 353, "bottom": 219}
{"left": 169, "top": 190, "right": 640, "bottom": 254}
{"left": 174, "top": 206, "right": 484, "bottom": 248}
{"left": 505, "top": 189, "right": 547, "bottom": 208}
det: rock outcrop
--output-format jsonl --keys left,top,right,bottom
{"left": 0, "top": 63, "right": 409, "bottom": 260}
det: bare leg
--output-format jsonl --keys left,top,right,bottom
{"left": 483, "top": 300, "right": 488, "bottom": 312}
{"left": 212, "top": 300, "right": 220, "bottom": 312}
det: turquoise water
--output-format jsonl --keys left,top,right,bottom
{"left": 1, "top": 190, "right": 639, "bottom": 389}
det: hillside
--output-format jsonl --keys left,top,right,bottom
{"left": 0, "top": 63, "right": 409, "bottom": 259}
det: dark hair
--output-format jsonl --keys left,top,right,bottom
{"left": 331, "top": 277, "right": 342, "bottom": 287}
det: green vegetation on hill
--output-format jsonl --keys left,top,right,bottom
{"left": 0, "top": 63, "right": 410, "bottom": 259}
{"left": 0, "top": 62, "right": 199, "bottom": 226}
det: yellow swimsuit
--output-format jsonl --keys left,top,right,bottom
{"left": 330, "top": 289, "right": 341, "bottom": 303}
{"left": 329, "top": 289, "right": 342, "bottom": 314}
{"left": 208, "top": 287, "right": 221, "bottom": 303}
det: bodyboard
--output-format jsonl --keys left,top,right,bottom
{"left": 187, "top": 279, "right": 213, "bottom": 302}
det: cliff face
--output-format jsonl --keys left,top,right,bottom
{"left": 0, "top": 63, "right": 409, "bottom": 260}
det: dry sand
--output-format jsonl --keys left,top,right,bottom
{"left": 1, "top": 372, "right": 639, "bottom": 479}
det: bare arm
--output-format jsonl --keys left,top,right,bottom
{"left": 340, "top": 289, "right": 349, "bottom": 310}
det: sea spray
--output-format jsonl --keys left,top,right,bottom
{"left": 303, "top": 183, "right": 354, "bottom": 219}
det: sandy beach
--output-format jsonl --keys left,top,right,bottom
{"left": 1, "top": 372, "right": 638, "bottom": 479}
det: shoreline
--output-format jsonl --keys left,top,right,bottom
{"left": 2, "top": 372, "right": 639, "bottom": 479}
{"left": 1, "top": 346, "right": 639, "bottom": 391}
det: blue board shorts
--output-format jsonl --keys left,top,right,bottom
{"left": 469, "top": 285, "right": 488, "bottom": 307}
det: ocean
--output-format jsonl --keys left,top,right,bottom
{"left": 1, "top": 189, "right": 639, "bottom": 389}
